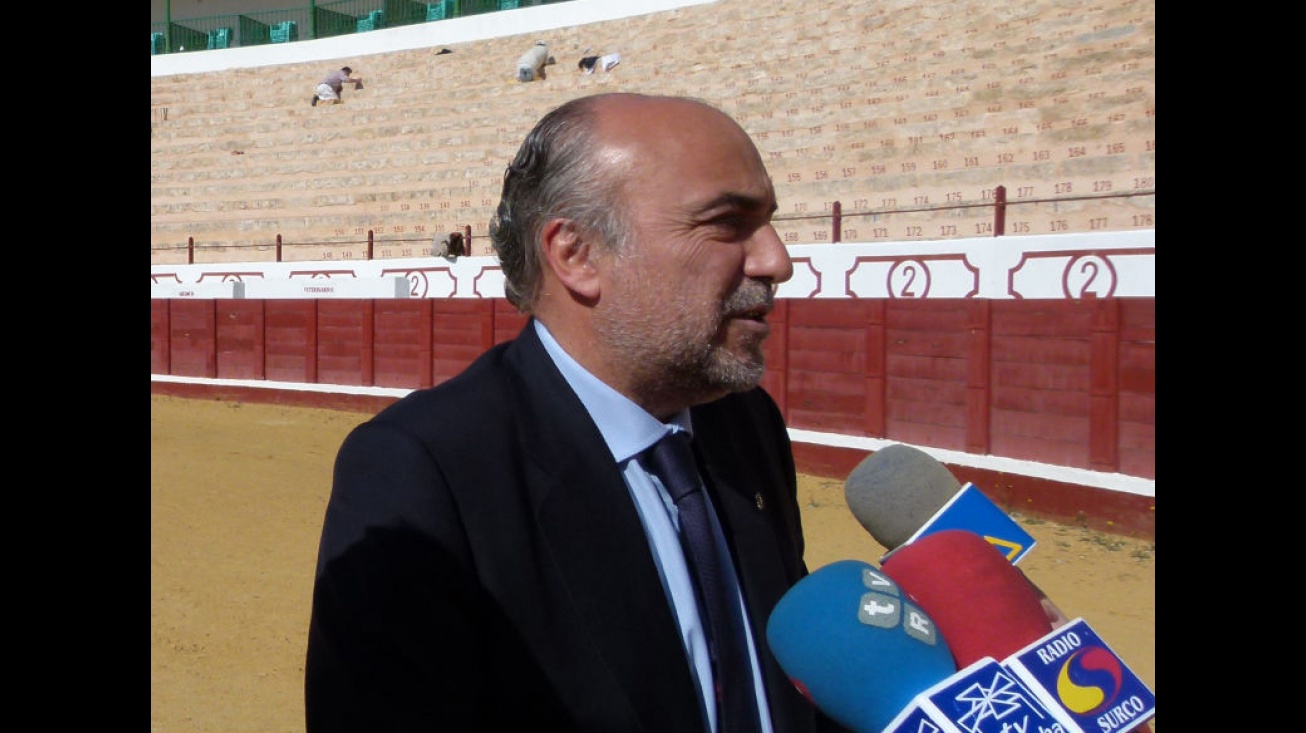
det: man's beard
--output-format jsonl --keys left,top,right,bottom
{"left": 599, "top": 279, "right": 773, "bottom": 408}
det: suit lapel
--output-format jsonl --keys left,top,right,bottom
{"left": 694, "top": 435, "right": 794, "bottom": 636}
{"left": 503, "top": 324, "right": 708, "bottom": 731}
{"left": 690, "top": 396, "right": 811, "bottom": 726}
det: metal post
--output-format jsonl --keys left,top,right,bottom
{"left": 994, "top": 185, "right": 1006, "bottom": 237}
{"left": 464, "top": 224, "right": 472, "bottom": 255}
{"left": 367, "top": 230, "right": 375, "bottom": 260}
{"left": 187, "top": 236, "right": 194, "bottom": 264}
{"left": 831, "top": 200, "right": 842, "bottom": 243}
{"left": 276, "top": 233, "right": 283, "bottom": 262}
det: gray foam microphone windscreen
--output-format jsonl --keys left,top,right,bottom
{"left": 843, "top": 443, "right": 962, "bottom": 550}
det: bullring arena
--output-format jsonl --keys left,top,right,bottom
{"left": 151, "top": 0, "right": 1155, "bottom": 730}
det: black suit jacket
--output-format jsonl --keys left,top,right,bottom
{"left": 306, "top": 320, "right": 849, "bottom": 732}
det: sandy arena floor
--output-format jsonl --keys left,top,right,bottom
{"left": 150, "top": 394, "right": 1156, "bottom": 732}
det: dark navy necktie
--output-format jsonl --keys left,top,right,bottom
{"left": 644, "top": 431, "right": 762, "bottom": 733}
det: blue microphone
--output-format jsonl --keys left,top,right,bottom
{"left": 765, "top": 559, "right": 956, "bottom": 732}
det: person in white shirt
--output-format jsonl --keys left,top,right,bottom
{"left": 516, "top": 40, "right": 556, "bottom": 82}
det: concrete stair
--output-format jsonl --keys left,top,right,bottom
{"left": 152, "top": 0, "right": 1155, "bottom": 263}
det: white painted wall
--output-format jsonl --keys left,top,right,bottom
{"left": 151, "top": 231, "right": 1156, "bottom": 300}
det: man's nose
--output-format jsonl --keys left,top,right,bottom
{"left": 745, "top": 224, "right": 794, "bottom": 285}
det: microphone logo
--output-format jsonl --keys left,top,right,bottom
{"left": 897, "top": 483, "right": 1038, "bottom": 565}
{"left": 857, "top": 566, "right": 942, "bottom": 646}
{"left": 1055, "top": 646, "right": 1124, "bottom": 715}
{"left": 1003, "top": 619, "right": 1155, "bottom": 733}
{"left": 885, "top": 658, "right": 1059, "bottom": 733}
{"left": 950, "top": 664, "right": 1055, "bottom": 732}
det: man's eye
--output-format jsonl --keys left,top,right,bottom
{"left": 708, "top": 216, "right": 748, "bottom": 234}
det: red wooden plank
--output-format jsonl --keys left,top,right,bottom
{"left": 788, "top": 325, "right": 868, "bottom": 354}
{"left": 1118, "top": 421, "right": 1156, "bottom": 479}
{"left": 493, "top": 302, "right": 529, "bottom": 344}
{"left": 989, "top": 385, "right": 1090, "bottom": 415}
{"left": 151, "top": 300, "right": 171, "bottom": 375}
{"left": 789, "top": 349, "right": 866, "bottom": 373}
{"left": 991, "top": 300, "right": 1095, "bottom": 336}
{"left": 864, "top": 300, "right": 886, "bottom": 437}
{"left": 317, "top": 300, "right": 373, "bottom": 386}
{"left": 992, "top": 361, "right": 1090, "bottom": 391}
{"left": 789, "top": 369, "right": 866, "bottom": 397}
{"left": 990, "top": 408, "right": 1091, "bottom": 444}
{"left": 788, "top": 299, "right": 876, "bottom": 328}
{"left": 884, "top": 419, "right": 968, "bottom": 452}
{"left": 885, "top": 353, "right": 969, "bottom": 381}
{"left": 991, "top": 334, "right": 1092, "bottom": 365}
{"left": 1119, "top": 391, "right": 1154, "bottom": 423}
{"left": 373, "top": 300, "right": 432, "bottom": 389}
{"left": 883, "top": 328, "right": 970, "bottom": 358}
{"left": 884, "top": 398, "right": 967, "bottom": 428}
{"left": 786, "top": 408, "right": 868, "bottom": 436}
{"left": 965, "top": 299, "right": 991, "bottom": 455}
{"left": 168, "top": 300, "right": 217, "bottom": 378}
{"left": 884, "top": 377, "right": 968, "bottom": 406}
{"left": 884, "top": 300, "right": 970, "bottom": 331}
{"left": 264, "top": 301, "right": 317, "bottom": 383}
{"left": 1118, "top": 298, "right": 1155, "bottom": 342}
{"left": 216, "top": 299, "right": 265, "bottom": 380}
{"left": 150, "top": 295, "right": 1157, "bottom": 489}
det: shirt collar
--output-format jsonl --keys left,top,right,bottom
{"left": 534, "top": 319, "right": 691, "bottom": 463}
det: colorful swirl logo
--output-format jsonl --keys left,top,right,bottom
{"left": 1055, "top": 647, "right": 1124, "bottom": 715}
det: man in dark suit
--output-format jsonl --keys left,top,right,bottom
{"left": 305, "top": 92, "right": 850, "bottom": 732}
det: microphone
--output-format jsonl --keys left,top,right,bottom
{"left": 885, "top": 625, "right": 1156, "bottom": 733}
{"left": 819, "top": 446, "right": 1153, "bottom": 731}
{"left": 876, "top": 531, "right": 1156, "bottom": 732}
{"left": 842, "top": 443, "right": 960, "bottom": 551}
{"left": 767, "top": 554, "right": 1156, "bottom": 733}
{"left": 765, "top": 559, "right": 956, "bottom": 733}
{"left": 883, "top": 655, "right": 1079, "bottom": 733}
{"left": 879, "top": 528, "right": 1056, "bottom": 668}
{"left": 845, "top": 443, "right": 1060, "bottom": 629}
{"left": 844, "top": 443, "right": 1036, "bottom": 564}
{"left": 846, "top": 447, "right": 1154, "bottom": 731}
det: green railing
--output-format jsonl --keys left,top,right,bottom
{"left": 151, "top": 0, "right": 559, "bottom": 55}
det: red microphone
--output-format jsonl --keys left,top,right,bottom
{"left": 881, "top": 529, "right": 1153, "bottom": 733}
{"left": 880, "top": 528, "right": 1052, "bottom": 668}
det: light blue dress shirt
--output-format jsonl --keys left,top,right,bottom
{"left": 534, "top": 320, "right": 773, "bottom": 733}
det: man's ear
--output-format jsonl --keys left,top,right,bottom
{"left": 540, "top": 218, "right": 602, "bottom": 301}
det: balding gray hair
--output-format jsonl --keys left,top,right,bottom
{"left": 489, "top": 93, "right": 658, "bottom": 311}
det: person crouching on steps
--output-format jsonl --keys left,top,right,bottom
{"left": 312, "top": 66, "right": 362, "bottom": 107}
